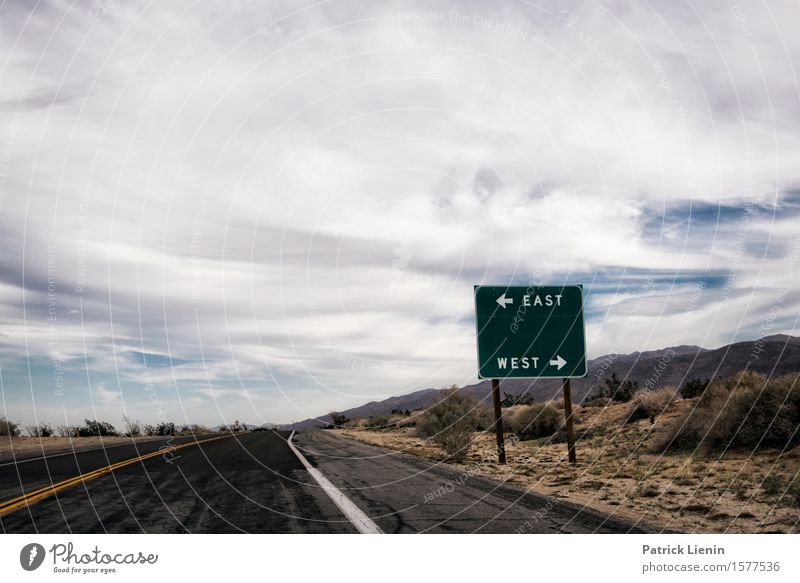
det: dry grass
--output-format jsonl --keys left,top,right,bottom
{"left": 338, "top": 397, "right": 800, "bottom": 533}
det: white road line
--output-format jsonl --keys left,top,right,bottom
{"left": 288, "top": 431, "right": 383, "bottom": 534}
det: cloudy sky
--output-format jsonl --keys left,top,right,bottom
{"left": 1, "top": 0, "right": 799, "bottom": 428}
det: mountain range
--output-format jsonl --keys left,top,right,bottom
{"left": 284, "top": 334, "right": 800, "bottom": 430}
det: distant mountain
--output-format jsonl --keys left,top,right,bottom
{"left": 285, "top": 334, "right": 800, "bottom": 430}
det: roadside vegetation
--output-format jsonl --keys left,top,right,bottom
{"left": 0, "top": 414, "right": 20, "bottom": 436}
{"left": 1, "top": 416, "right": 238, "bottom": 439}
{"left": 334, "top": 371, "right": 800, "bottom": 533}
{"left": 625, "top": 387, "right": 678, "bottom": 424}
{"left": 509, "top": 403, "right": 561, "bottom": 440}
{"left": 1, "top": 415, "right": 252, "bottom": 465}
{"left": 655, "top": 371, "right": 800, "bottom": 453}
{"left": 414, "top": 387, "right": 478, "bottom": 462}
{"left": 584, "top": 372, "right": 639, "bottom": 405}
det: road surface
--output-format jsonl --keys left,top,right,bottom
{"left": 0, "top": 430, "right": 653, "bottom": 533}
{"left": 0, "top": 431, "right": 354, "bottom": 533}
{"left": 292, "top": 430, "right": 653, "bottom": 533}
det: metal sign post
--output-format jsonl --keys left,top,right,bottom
{"left": 491, "top": 379, "right": 506, "bottom": 464}
{"left": 562, "top": 378, "right": 577, "bottom": 463}
{"left": 474, "top": 285, "right": 587, "bottom": 464}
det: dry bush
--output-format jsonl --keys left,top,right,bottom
{"left": 25, "top": 423, "right": 53, "bottom": 437}
{"left": 122, "top": 415, "right": 141, "bottom": 436}
{"left": 55, "top": 425, "right": 78, "bottom": 437}
{"left": 0, "top": 414, "right": 20, "bottom": 436}
{"left": 654, "top": 372, "right": 800, "bottom": 454}
{"left": 680, "top": 378, "right": 710, "bottom": 399}
{"left": 473, "top": 406, "right": 495, "bottom": 431}
{"left": 77, "top": 419, "right": 118, "bottom": 437}
{"left": 625, "top": 387, "right": 678, "bottom": 424}
{"left": 416, "top": 389, "right": 476, "bottom": 461}
{"left": 178, "top": 423, "right": 208, "bottom": 435}
{"left": 510, "top": 403, "right": 561, "bottom": 440}
{"left": 583, "top": 396, "right": 612, "bottom": 408}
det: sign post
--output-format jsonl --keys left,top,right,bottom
{"left": 474, "top": 285, "right": 587, "bottom": 464}
{"left": 490, "top": 379, "right": 506, "bottom": 464}
{"left": 562, "top": 378, "right": 577, "bottom": 463}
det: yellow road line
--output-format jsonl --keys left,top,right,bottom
{"left": 0, "top": 432, "right": 245, "bottom": 517}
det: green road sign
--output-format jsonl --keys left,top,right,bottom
{"left": 474, "top": 285, "right": 587, "bottom": 379}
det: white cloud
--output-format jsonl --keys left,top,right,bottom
{"left": 1, "top": 0, "right": 799, "bottom": 425}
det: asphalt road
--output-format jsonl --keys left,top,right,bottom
{"left": 0, "top": 430, "right": 652, "bottom": 533}
{"left": 0, "top": 431, "right": 355, "bottom": 533}
{"left": 293, "top": 431, "right": 654, "bottom": 534}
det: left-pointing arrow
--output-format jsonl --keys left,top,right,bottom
{"left": 496, "top": 293, "right": 513, "bottom": 308}
{"left": 549, "top": 355, "right": 567, "bottom": 370}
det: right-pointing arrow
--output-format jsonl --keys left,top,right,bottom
{"left": 549, "top": 355, "right": 567, "bottom": 370}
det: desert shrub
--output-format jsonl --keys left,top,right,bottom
{"left": 625, "top": 388, "right": 677, "bottom": 424}
{"left": 654, "top": 372, "right": 800, "bottom": 453}
{"left": 761, "top": 474, "right": 783, "bottom": 497}
{"left": 328, "top": 412, "right": 349, "bottom": 428}
{"left": 607, "top": 373, "right": 638, "bottom": 402}
{"left": 510, "top": 403, "right": 561, "bottom": 440}
{"left": 762, "top": 475, "right": 800, "bottom": 507}
{"left": 500, "top": 392, "right": 537, "bottom": 407}
{"left": 784, "top": 481, "right": 800, "bottom": 507}
{"left": 585, "top": 373, "right": 638, "bottom": 403}
{"left": 25, "top": 423, "right": 54, "bottom": 437}
{"left": 151, "top": 421, "right": 175, "bottom": 436}
{"left": 0, "top": 414, "right": 20, "bottom": 436}
{"left": 582, "top": 395, "right": 612, "bottom": 408}
{"left": 178, "top": 423, "right": 207, "bottom": 435}
{"left": 681, "top": 378, "right": 710, "bottom": 399}
{"left": 55, "top": 424, "right": 78, "bottom": 438}
{"left": 416, "top": 389, "right": 476, "bottom": 461}
{"left": 122, "top": 415, "right": 141, "bottom": 436}
{"left": 77, "top": 419, "right": 117, "bottom": 437}
{"left": 473, "top": 406, "right": 495, "bottom": 431}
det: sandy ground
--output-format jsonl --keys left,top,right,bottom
{"left": 339, "top": 400, "right": 800, "bottom": 533}
{"left": 0, "top": 435, "right": 170, "bottom": 462}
